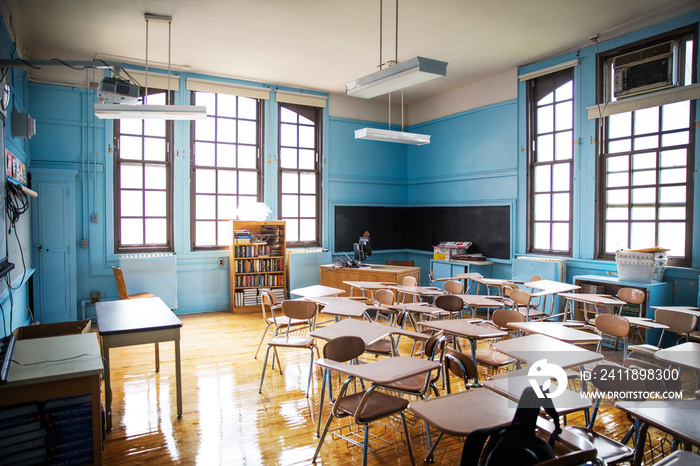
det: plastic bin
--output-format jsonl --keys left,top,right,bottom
{"left": 615, "top": 250, "right": 667, "bottom": 283}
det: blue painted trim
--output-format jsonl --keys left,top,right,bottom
{"left": 408, "top": 100, "right": 518, "bottom": 130}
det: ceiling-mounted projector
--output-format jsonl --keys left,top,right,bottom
{"left": 98, "top": 77, "right": 140, "bottom": 104}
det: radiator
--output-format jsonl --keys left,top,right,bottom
{"left": 512, "top": 256, "right": 567, "bottom": 283}
{"left": 287, "top": 248, "right": 332, "bottom": 297}
{"left": 119, "top": 254, "right": 178, "bottom": 309}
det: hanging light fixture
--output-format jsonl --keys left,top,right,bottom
{"left": 353, "top": 0, "right": 435, "bottom": 145}
{"left": 346, "top": 0, "right": 447, "bottom": 99}
{"left": 94, "top": 14, "right": 207, "bottom": 120}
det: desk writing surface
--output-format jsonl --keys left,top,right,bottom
{"left": 494, "top": 334, "right": 603, "bottom": 369}
{"left": 96, "top": 297, "right": 182, "bottom": 334}
{"left": 5, "top": 333, "right": 103, "bottom": 387}
{"left": 615, "top": 399, "right": 700, "bottom": 446}
{"left": 315, "top": 357, "right": 440, "bottom": 386}
{"left": 508, "top": 322, "right": 602, "bottom": 344}
{"left": 654, "top": 342, "right": 700, "bottom": 372}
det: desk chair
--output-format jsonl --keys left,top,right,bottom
{"left": 594, "top": 313, "right": 631, "bottom": 359}
{"left": 254, "top": 289, "right": 306, "bottom": 360}
{"left": 312, "top": 336, "right": 417, "bottom": 466}
{"left": 628, "top": 308, "right": 698, "bottom": 358}
{"left": 111, "top": 266, "right": 160, "bottom": 369}
{"left": 510, "top": 288, "right": 547, "bottom": 321}
{"left": 475, "top": 309, "right": 523, "bottom": 378}
{"left": 616, "top": 288, "right": 646, "bottom": 317}
{"left": 259, "top": 300, "right": 319, "bottom": 397}
{"left": 397, "top": 275, "right": 419, "bottom": 303}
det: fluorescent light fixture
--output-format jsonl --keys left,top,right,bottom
{"left": 94, "top": 103, "right": 208, "bottom": 120}
{"left": 355, "top": 128, "right": 430, "bottom": 145}
{"left": 346, "top": 56, "right": 448, "bottom": 99}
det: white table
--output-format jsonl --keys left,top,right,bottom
{"left": 290, "top": 284, "right": 344, "bottom": 298}
{"left": 508, "top": 321, "right": 602, "bottom": 344}
{"left": 493, "top": 334, "right": 604, "bottom": 369}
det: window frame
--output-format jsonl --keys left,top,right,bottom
{"left": 113, "top": 88, "right": 175, "bottom": 254}
{"left": 189, "top": 91, "right": 265, "bottom": 250}
{"left": 526, "top": 67, "right": 575, "bottom": 256}
{"left": 595, "top": 27, "right": 697, "bottom": 267}
{"left": 277, "top": 102, "right": 322, "bottom": 248}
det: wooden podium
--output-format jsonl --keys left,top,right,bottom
{"left": 320, "top": 264, "right": 420, "bottom": 296}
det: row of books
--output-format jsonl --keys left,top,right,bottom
{"left": 0, "top": 394, "right": 95, "bottom": 465}
{"left": 233, "top": 244, "right": 273, "bottom": 258}
{"left": 578, "top": 282, "right": 640, "bottom": 316}
{"left": 233, "top": 258, "right": 283, "bottom": 274}
{"left": 234, "top": 273, "right": 284, "bottom": 288}
{"left": 233, "top": 288, "right": 285, "bottom": 307}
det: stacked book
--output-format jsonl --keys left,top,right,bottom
{"left": 234, "top": 229, "right": 253, "bottom": 245}
{"left": 0, "top": 394, "right": 95, "bottom": 465}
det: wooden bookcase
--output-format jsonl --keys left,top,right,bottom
{"left": 229, "top": 220, "right": 286, "bottom": 313}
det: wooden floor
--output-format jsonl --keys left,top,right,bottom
{"left": 99, "top": 311, "right": 693, "bottom": 465}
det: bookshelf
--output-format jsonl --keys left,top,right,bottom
{"left": 229, "top": 220, "right": 286, "bottom": 313}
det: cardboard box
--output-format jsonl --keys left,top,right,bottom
{"left": 13, "top": 320, "right": 92, "bottom": 340}
{"left": 433, "top": 241, "right": 472, "bottom": 260}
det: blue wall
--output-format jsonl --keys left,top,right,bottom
{"left": 5, "top": 10, "right": 700, "bottom": 324}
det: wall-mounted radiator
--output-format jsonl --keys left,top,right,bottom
{"left": 287, "top": 248, "right": 332, "bottom": 297}
{"left": 512, "top": 256, "right": 567, "bottom": 283}
{"left": 119, "top": 254, "right": 178, "bottom": 309}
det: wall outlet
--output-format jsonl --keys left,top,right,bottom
{"left": 81, "top": 239, "right": 88, "bottom": 248}
{"left": 219, "top": 258, "right": 225, "bottom": 266}
{"left": 90, "top": 291, "right": 100, "bottom": 299}
{"left": 92, "top": 214, "right": 98, "bottom": 223}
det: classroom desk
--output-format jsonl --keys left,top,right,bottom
{"left": 0, "top": 333, "right": 104, "bottom": 465}
{"left": 615, "top": 399, "right": 700, "bottom": 466}
{"left": 289, "top": 284, "right": 344, "bottom": 298}
{"left": 558, "top": 293, "right": 623, "bottom": 322}
{"left": 388, "top": 284, "right": 446, "bottom": 302}
{"left": 456, "top": 294, "right": 504, "bottom": 318}
{"left": 507, "top": 321, "right": 602, "bottom": 344}
{"left": 309, "top": 318, "right": 394, "bottom": 347}
{"left": 651, "top": 306, "right": 700, "bottom": 317}
{"left": 525, "top": 279, "right": 580, "bottom": 320}
{"left": 483, "top": 375, "right": 592, "bottom": 415}
{"left": 312, "top": 296, "right": 373, "bottom": 320}
{"left": 493, "top": 334, "right": 604, "bottom": 369}
{"left": 342, "top": 280, "right": 394, "bottom": 298}
{"left": 654, "top": 342, "right": 700, "bottom": 390}
{"left": 320, "top": 264, "right": 420, "bottom": 297}
{"left": 96, "top": 297, "right": 183, "bottom": 431}
{"left": 418, "top": 319, "right": 507, "bottom": 378}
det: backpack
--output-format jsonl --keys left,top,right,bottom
{"left": 460, "top": 386, "right": 562, "bottom": 466}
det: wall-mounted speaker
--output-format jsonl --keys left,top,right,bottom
{"left": 11, "top": 111, "right": 35, "bottom": 139}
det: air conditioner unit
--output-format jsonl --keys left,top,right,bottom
{"left": 98, "top": 77, "right": 140, "bottom": 104}
{"left": 613, "top": 40, "right": 679, "bottom": 99}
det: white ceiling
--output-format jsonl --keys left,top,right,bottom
{"left": 2, "top": 0, "right": 699, "bottom": 105}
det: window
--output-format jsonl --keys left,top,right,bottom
{"left": 598, "top": 32, "right": 695, "bottom": 265}
{"left": 278, "top": 103, "right": 321, "bottom": 247}
{"left": 527, "top": 68, "right": 574, "bottom": 255}
{"left": 114, "top": 89, "right": 173, "bottom": 253}
{"left": 190, "top": 91, "right": 263, "bottom": 249}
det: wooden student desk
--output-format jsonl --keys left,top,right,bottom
{"left": 0, "top": 333, "right": 104, "bottom": 465}
{"left": 95, "top": 297, "right": 183, "bottom": 431}
{"left": 320, "top": 264, "right": 420, "bottom": 296}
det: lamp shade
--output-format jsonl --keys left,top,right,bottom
{"left": 94, "top": 103, "right": 208, "bottom": 120}
{"left": 346, "top": 56, "right": 448, "bottom": 99}
{"left": 355, "top": 127, "right": 430, "bottom": 145}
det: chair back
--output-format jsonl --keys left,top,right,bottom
{"left": 374, "top": 289, "right": 395, "bottom": 306}
{"left": 529, "top": 274, "right": 542, "bottom": 282}
{"left": 654, "top": 308, "right": 698, "bottom": 336}
{"left": 501, "top": 282, "right": 518, "bottom": 297}
{"left": 112, "top": 266, "right": 129, "bottom": 300}
{"left": 443, "top": 348, "right": 477, "bottom": 393}
{"left": 594, "top": 313, "right": 630, "bottom": 339}
{"left": 281, "top": 300, "right": 317, "bottom": 321}
{"left": 424, "top": 334, "right": 447, "bottom": 361}
{"left": 509, "top": 288, "right": 532, "bottom": 307}
{"left": 492, "top": 308, "right": 525, "bottom": 328}
{"left": 260, "top": 289, "right": 275, "bottom": 321}
{"left": 434, "top": 294, "right": 464, "bottom": 313}
{"left": 323, "top": 335, "right": 365, "bottom": 362}
{"left": 402, "top": 275, "right": 417, "bottom": 287}
{"left": 444, "top": 280, "right": 463, "bottom": 294}
{"left": 618, "top": 287, "right": 645, "bottom": 305}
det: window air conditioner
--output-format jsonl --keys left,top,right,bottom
{"left": 613, "top": 40, "right": 679, "bottom": 99}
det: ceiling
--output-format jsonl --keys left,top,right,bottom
{"left": 2, "top": 0, "right": 699, "bottom": 105}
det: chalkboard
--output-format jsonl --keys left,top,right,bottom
{"left": 335, "top": 205, "right": 510, "bottom": 259}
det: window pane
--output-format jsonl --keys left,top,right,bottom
{"left": 282, "top": 194, "right": 299, "bottom": 217}
{"left": 534, "top": 194, "right": 551, "bottom": 221}
{"left": 196, "top": 169, "right": 216, "bottom": 194}
{"left": 195, "top": 91, "right": 216, "bottom": 114}
{"left": 634, "top": 107, "right": 659, "bottom": 135}
{"left": 551, "top": 223, "right": 569, "bottom": 251}
{"left": 218, "top": 170, "right": 237, "bottom": 194}
{"left": 659, "top": 186, "right": 685, "bottom": 204}
{"left": 286, "top": 219, "right": 299, "bottom": 241}
{"left": 145, "top": 219, "right": 167, "bottom": 244}
{"left": 282, "top": 172, "right": 298, "bottom": 194}
{"left": 217, "top": 195, "right": 236, "bottom": 220}
{"left": 608, "top": 112, "right": 631, "bottom": 139}
{"left": 300, "top": 173, "right": 316, "bottom": 194}
{"left": 659, "top": 167, "right": 686, "bottom": 184}
{"left": 634, "top": 135, "right": 658, "bottom": 151}
{"left": 120, "top": 165, "right": 143, "bottom": 189}
{"left": 533, "top": 165, "right": 551, "bottom": 192}
{"left": 537, "top": 106, "right": 553, "bottom": 133}
{"left": 120, "top": 136, "right": 143, "bottom": 160}
{"left": 217, "top": 144, "right": 236, "bottom": 168}
{"left": 299, "top": 149, "right": 315, "bottom": 170}
{"left": 659, "top": 223, "right": 685, "bottom": 256}
{"left": 605, "top": 222, "right": 628, "bottom": 252}
{"left": 554, "top": 131, "right": 572, "bottom": 160}
{"left": 281, "top": 123, "right": 297, "bottom": 146}
{"left": 238, "top": 120, "right": 257, "bottom": 145}
{"left": 630, "top": 222, "right": 655, "bottom": 249}
{"left": 280, "top": 107, "right": 297, "bottom": 123}
{"left": 659, "top": 206, "right": 685, "bottom": 220}
{"left": 218, "top": 221, "right": 233, "bottom": 247}
{"left": 555, "top": 101, "right": 572, "bottom": 131}
{"left": 536, "top": 135, "right": 553, "bottom": 162}
{"left": 144, "top": 191, "right": 166, "bottom": 217}
{"left": 533, "top": 223, "right": 551, "bottom": 250}
{"left": 299, "top": 195, "right": 316, "bottom": 217}
{"left": 195, "top": 142, "right": 215, "bottom": 166}
{"left": 196, "top": 118, "right": 215, "bottom": 141}
{"left": 239, "top": 97, "right": 257, "bottom": 120}
{"left": 607, "top": 155, "right": 629, "bottom": 173}
{"left": 633, "top": 152, "right": 656, "bottom": 170}
{"left": 280, "top": 148, "right": 297, "bottom": 169}
{"left": 552, "top": 193, "right": 569, "bottom": 221}
{"left": 552, "top": 163, "right": 570, "bottom": 191}
{"left": 660, "top": 149, "right": 686, "bottom": 168}
{"left": 631, "top": 169, "right": 655, "bottom": 187}
{"left": 300, "top": 219, "right": 316, "bottom": 242}
{"left": 609, "top": 139, "right": 631, "bottom": 153}
{"left": 662, "top": 101, "right": 690, "bottom": 131}
{"left": 144, "top": 119, "right": 165, "bottom": 138}
{"left": 217, "top": 93, "right": 237, "bottom": 118}
{"left": 238, "top": 145, "right": 256, "bottom": 169}
{"left": 196, "top": 195, "right": 216, "bottom": 220}
{"left": 120, "top": 120, "right": 142, "bottom": 136}
{"left": 238, "top": 171, "right": 258, "bottom": 195}
{"left": 196, "top": 221, "right": 216, "bottom": 246}
{"left": 121, "top": 191, "right": 143, "bottom": 216}
{"left": 662, "top": 131, "right": 689, "bottom": 147}
{"left": 121, "top": 219, "right": 143, "bottom": 245}
{"left": 299, "top": 125, "right": 315, "bottom": 149}
{"left": 218, "top": 118, "right": 237, "bottom": 143}
{"left": 555, "top": 81, "right": 572, "bottom": 100}
{"left": 144, "top": 165, "right": 166, "bottom": 190}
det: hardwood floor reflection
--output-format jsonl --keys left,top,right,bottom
{"left": 101, "top": 311, "right": 679, "bottom": 465}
